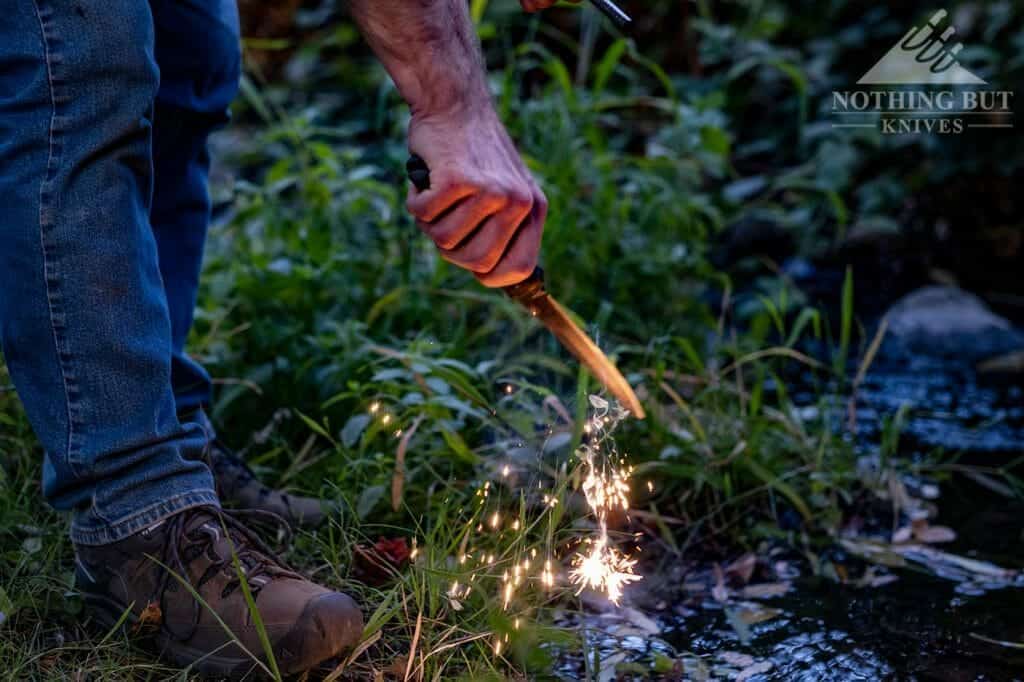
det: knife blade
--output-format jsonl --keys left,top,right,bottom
{"left": 588, "top": 0, "right": 632, "bottom": 28}
{"left": 505, "top": 270, "right": 645, "bottom": 418}
{"left": 407, "top": 155, "right": 645, "bottom": 419}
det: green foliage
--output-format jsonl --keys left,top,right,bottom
{"left": 3, "top": 0, "right": 1020, "bottom": 678}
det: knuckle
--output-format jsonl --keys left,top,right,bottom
{"left": 484, "top": 192, "right": 509, "bottom": 212}
{"left": 508, "top": 189, "right": 533, "bottom": 211}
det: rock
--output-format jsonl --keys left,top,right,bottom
{"left": 880, "top": 286, "right": 1024, "bottom": 366}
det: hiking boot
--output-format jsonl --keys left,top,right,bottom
{"left": 75, "top": 507, "right": 363, "bottom": 679}
{"left": 209, "top": 440, "right": 328, "bottom": 529}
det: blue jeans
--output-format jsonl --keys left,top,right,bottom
{"left": 0, "top": 0, "right": 241, "bottom": 545}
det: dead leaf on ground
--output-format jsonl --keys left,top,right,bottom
{"left": 725, "top": 553, "right": 757, "bottom": 584}
{"left": 599, "top": 652, "right": 627, "bottom": 682}
{"left": 840, "top": 539, "right": 908, "bottom": 568}
{"left": 736, "top": 604, "right": 782, "bottom": 626}
{"left": 719, "top": 651, "right": 755, "bottom": 667}
{"left": 737, "top": 660, "right": 774, "bottom": 680}
{"left": 978, "top": 350, "right": 1024, "bottom": 374}
{"left": 134, "top": 600, "right": 162, "bottom": 633}
{"left": 741, "top": 582, "right": 792, "bottom": 599}
{"left": 352, "top": 537, "right": 410, "bottom": 586}
{"left": 620, "top": 607, "right": 660, "bottom": 635}
{"left": 868, "top": 573, "right": 900, "bottom": 588}
{"left": 892, "top": 526, "right": 913, "bottom": 544}
{"left": 383, "top": 655, "right": 407, "bottom": 677}
{"left": 712, "top": 564, "right": 729, "bottom": 602}
{"left": 893, "top": 544, "right": 1017, "bottom": 580}
{"left": 914, "top": 524, "right": 957, "bottom": 544}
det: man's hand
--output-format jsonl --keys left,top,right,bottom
{"left": 349, "top": 0, "right": 547, "bottom": 288}
{"left": 407, "top": 108, "right": 546, "bottom": 288}
{"left": 520, "top": 0, "right": 581, "bottom": 12}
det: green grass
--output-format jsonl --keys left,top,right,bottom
{"left": 4, "top": 1, "right": 1019, "bottom": 678}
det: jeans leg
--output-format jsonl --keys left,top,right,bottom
{"left": 0, "top": 0, "right": 219, "bottom": 546}
{"left": 150, "top": 0, "right": 242, "bottom": 417}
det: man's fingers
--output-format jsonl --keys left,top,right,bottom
{"left": 416, "top": 192, "right": 508, "bottom": 250}
{"left": 406, "top": 175, "right": 476, "bottom": 223}
{"left": 438, "top": 197, "right": 533, "bottom": 273}
{"left": 476, "top": 197, "right": 546, "bottom": 288}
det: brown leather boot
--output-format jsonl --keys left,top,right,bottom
{"left": 75, "top": 507, "right": 363, "bottom": 679}
{"left": 209, "top": 440, "right": 329, "bottom": 529}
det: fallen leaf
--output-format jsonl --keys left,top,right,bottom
{"left": 892, "top": 526, "right": 913, "bottom": 544}
{"left": 352, "top": 537, "right": 410, "bottom": 586}
{"left": 736, "top": 605, "right": 782, "bottom": 626}
{"left": 599, "top": 652, "right": 626, "bottom": 682}
{"left": 742, "top": 582, "right": 791, "bottom": 599}
{"left": 134, "top": 600, "right": 162, "bottom": 633}
{"left": 869, "top": 573, "right": 899, "bottom": 588}
{"left": 840, "top": 539, "right": 908, "bottom": 568}
{"left": 383, "top": 655, "right": 407, "bottom": 677}
{"left": 719, "top": 651, "right": 755, "bottom": 667}
{"left": 737, "top": 660, "right": 774, "bottom": 680}
{"left": 893, "top": 544, "right": 1016, "bottom": 580}
{"left": 977, "top": 350, "right": 1024, "bottom": 374}
{"left": 712, "top": 564, "right": 729, "bottom": 602}
{"left": 621, "top": 607, "right": 660, "bottom": 635}
{"left": 914, "top": 525, "right": 956, "bottom": 544}
{"left": 724, "top": 608, "right": 752, "bottom": 645}
{"left": 725, "top": 553, "right": 757, "bottom": 584}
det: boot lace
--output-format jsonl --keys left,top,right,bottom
{"left": 153, "top": 506, "right": 297, "bottom": 641}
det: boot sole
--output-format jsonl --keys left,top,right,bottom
{"left": 83, "top": 590, "right": 362, "bottom": 679}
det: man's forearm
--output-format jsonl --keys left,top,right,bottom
{"left": 350, "top": 0, "right": 548, "bottom": 289}
{"left": 348, "top": 0, "right": 492, "bottom": 116}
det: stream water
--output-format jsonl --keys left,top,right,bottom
{"left": 552, "top": 360, "right": 1024, "bottom": 681}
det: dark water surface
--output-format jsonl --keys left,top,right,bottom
{"left": 662, "top": 487, "right": 1024, "bottom": 681}
{"left": 554, "top": 361, "right": 1024, "bottom": 681}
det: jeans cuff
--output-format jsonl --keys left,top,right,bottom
{"left": 178, "top": 407, "right": 217, "bottom": 443}
{"left": 70, "top": 489, "right": 221, "bottom": 547}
